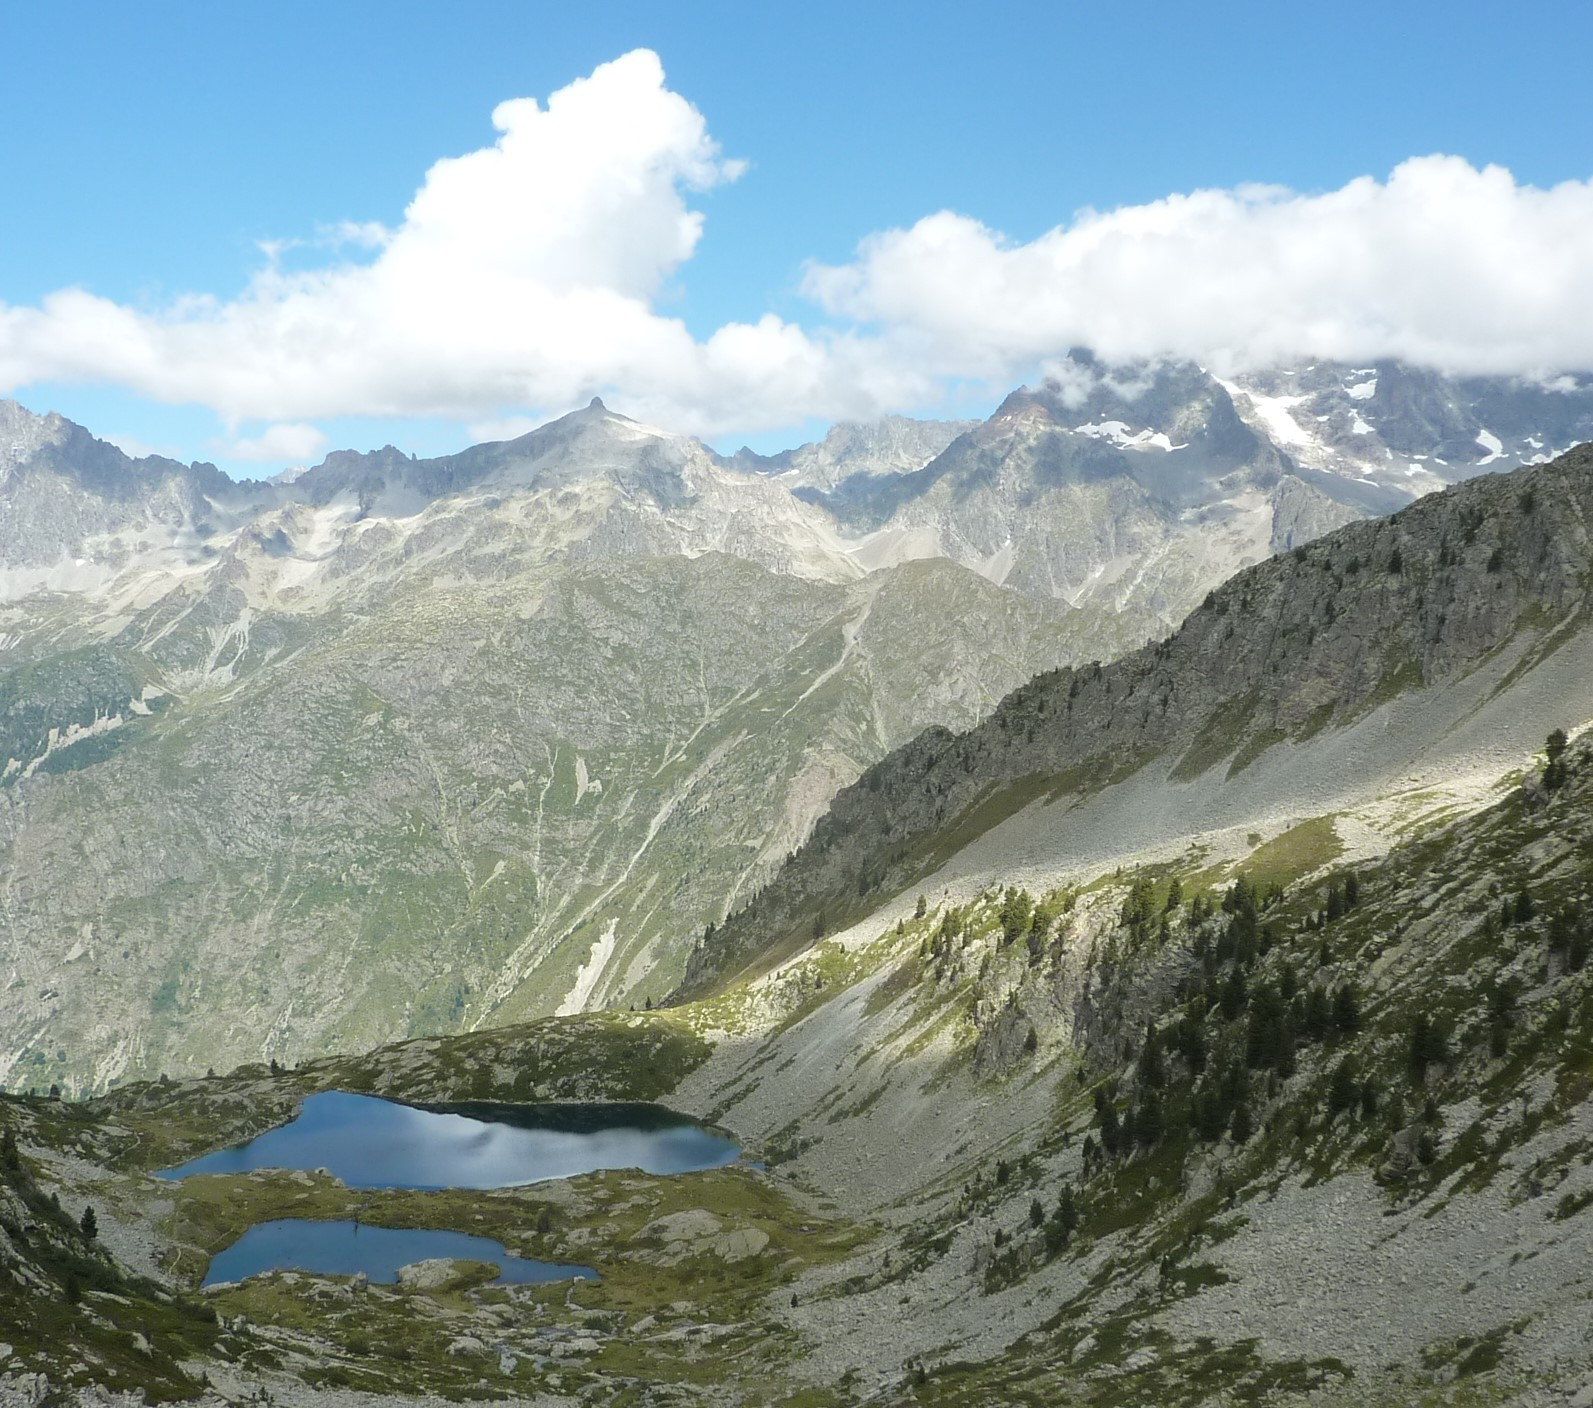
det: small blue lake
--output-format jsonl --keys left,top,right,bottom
{"left": 159, "top": 1092, "right": 740, "bottom": 1288}
{"left": 157, "top": 1091, "right": 741, "bottom": 1189}
{"left": 202, "top": 1218, "right": 597, "bottom": 1288}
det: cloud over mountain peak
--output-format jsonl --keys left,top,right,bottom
{"left": 2, "top": 55, "right": 1591, "bottom": 452}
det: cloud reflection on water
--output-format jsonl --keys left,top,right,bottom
{"left": 158, "top": 1091, "right": 739, "bottom": 1189}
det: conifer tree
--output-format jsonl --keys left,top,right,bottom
{"left": 1000, "top": 888, "right": 1034, "bottom": 946}
{"left": 1544, "top": 729, "right": 1569, "bottom": 792}
{"left": 1245, "top": 985, "right": 1287, "bottom": 1070}
{"left": 1058, "top": 1185, "right": 1079, "bottom": 1235}
{"left": 1027, "top": 918, "right": 1050, "bottom": 966}
{"left": 1193, "top": 1085, "right": 1227, "bottom": 1141}
{"left": 1325, "top": 884, "right": 1344, "bottom": 923}
{"left": 1328, "top": 1058, "right": 1359, "bottom": 1114}
{"left": 1409, "top": 1013, "right": 1452, "bottom": 1080}
{"left": 1514, "top": 889, "right": 1535, "bottom": 925}
{"left": 1276, "top": 1028, "right": 1298, "bottom": 1080}
{"left": 1303, "top": 984, "right": 1333, "bottom": 1042}
{"left": 1224, "top": 875, "right": 1257, "bottom": 917}
{"left": 1219, "top": 967, "right": 1248, "bottom": 1021}
{"left": 1137, "top": 1023, "right": 1165, "bottom": 1089}
{"left": 1177, "top": 1017, "right": 1208, "bottom": 1075}
{"left": 1136, "top": 1092, "right": 1164, "bottom": 1146}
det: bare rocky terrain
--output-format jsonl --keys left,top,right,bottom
{"left": 2, "top": 438, "right": 1592, "bottom": 1406}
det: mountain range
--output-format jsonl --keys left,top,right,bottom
{"left": 2, "top": 424, "right": 1591, "bottom": 1407}
{"left": 3, "top": 354, "right": 1593, "bottom": 1094}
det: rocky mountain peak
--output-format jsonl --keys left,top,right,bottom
{"left": 728, "top": 415, "right": 976, "bottom": 492}
{"left": 0, "top": 396, "right": 66, "bottom": 453}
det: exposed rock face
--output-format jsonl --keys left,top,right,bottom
{"left": 0, "top": 400, "right": 260, "bottom": 596}
{"left": 1231, "top": 359, "right": 1593, "bottom": 486}
{"left": 8, "top": 724, "right": 1593, "bottom": 1402}
{"left": 792, "top": 357, "right": 1379, "bottom": 638}
{"left": 393, "top": 1261, "right": 487, "bottom": 1293}
{"left": 728, "top": 414, "right": 978, "bottom": 492}
{"left": 682, "top": 443, "right": 1593, "bottom": 993}
{"left": 786, "top": 354, "right": 1593, "bottom": 634}
{"left": 0, "top": 549, "right": 1086, "bottom": 1093}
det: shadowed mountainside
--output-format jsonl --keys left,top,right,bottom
{"left": 680, "top": 444, "right": 1593, "bottom": 995}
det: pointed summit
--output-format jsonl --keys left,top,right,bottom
{"left": 588, "top": 396, "right": 607, "bottom": 412}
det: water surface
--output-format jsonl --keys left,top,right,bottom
{"left": 203, "top": 1218, "right": 596, "bottom": 1288}
{"left": 160, "top": 1091, "right": 735, "bottom": 1287}
{"left": 157, "top": 1090, "right": 739, "bottom": 1189}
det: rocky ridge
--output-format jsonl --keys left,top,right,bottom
{"left": 682, "top": 442, "right": 1593, "bottom": 995}
{"left": 4, "top": 362, "right": 1593, "bottom": 1094}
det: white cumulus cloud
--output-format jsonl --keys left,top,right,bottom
{"left": 804, "top": 157, "right": 1593, "bottom": 382}
{"left": 1, "top": 47, "right": 1591, "bottom": 452}
{"left": 215, "top": 422, "right": 329, "bottom": 463}
{"left": 0, "top": 50, "right": 883, "bottom": 438}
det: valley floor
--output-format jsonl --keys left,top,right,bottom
{"left": 5, "top": 731, "right": 1593, "bottom": 1408}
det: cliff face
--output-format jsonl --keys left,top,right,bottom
{"left": 681, "top": 445, "right": 1593, "bottom": 994}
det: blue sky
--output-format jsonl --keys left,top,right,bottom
{"left": 3, "top": 0, "right": 1591, "bottom": 477}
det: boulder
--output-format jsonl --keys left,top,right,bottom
{"left": 710, "top": 1227, "right": 770, "bottom": 1262}
{"left": 395, "top": 1258, "right": 492, "bottom": 1291}
{"left": 635, "top": 1209, "right": 723, "bottom": 1244}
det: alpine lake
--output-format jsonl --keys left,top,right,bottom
{"left": 157, "top": 1092, "right": 741, "bottom": 1287}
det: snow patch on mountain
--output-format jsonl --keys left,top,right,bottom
{"left": 1215, "top": 380, "right": 1311, "bottom": 448}
{"left": 1072, "top": 420, "right": 1185, "bottom": 452}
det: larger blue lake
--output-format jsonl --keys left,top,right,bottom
{"left": 157, "top": 1091, "right": 741, "bottom": 1189}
